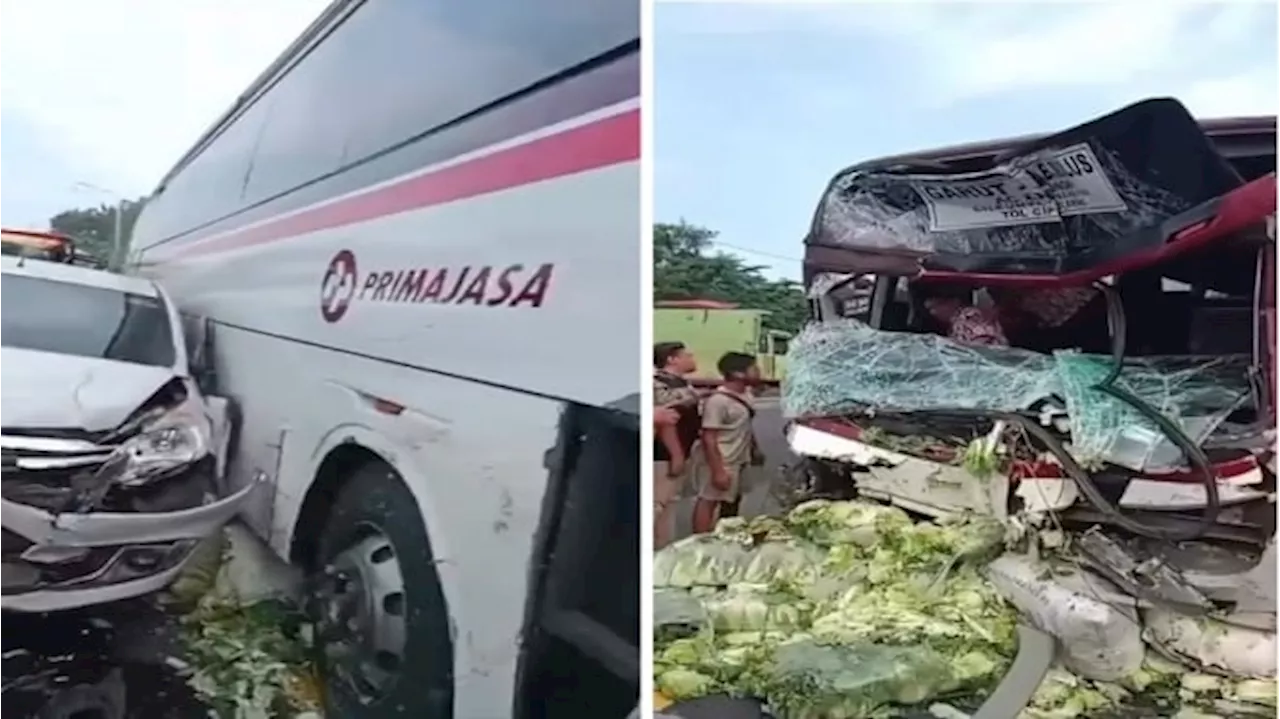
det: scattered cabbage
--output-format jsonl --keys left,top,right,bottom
{"left": 657, "top": 668, "right": 717, "bottom": 701}
{"left": 715, "top": 515, "right": 793, "bottom": 543}
{"left": 1229, "top": 678, "right": 1278, "bottom": 707}
{"left": 653, "top": 501, "right": 1023, "bottom": 716}
{"left": 652, "top": 499, "right": 1279, "bottom": 718}
{"left": 785, "top": 499, "right": 913, "bottom": 547}
{"left": 740, "top": 541, "right": 825, "bottom": 585}
{"left": 1021, "top": 669, "right": 1121, "bottom": 719}
{"left": 702, "top": 584, "right": 812, "bottom": 632}
{"left": 654, "top": 587, "right": 710, "bottom": 644}
{"left": 653, "top": 534, "right": 754, "bottom": 587}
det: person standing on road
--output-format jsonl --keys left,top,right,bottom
{"left": 691, "top": 352, "right": 764, "bottom": 535}
{"left": 653, "top": 342, "right": 701, "bottom": 549}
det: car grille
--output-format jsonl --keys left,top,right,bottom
{"left": 1, "top": 434, "right": 118, "bottom": 512}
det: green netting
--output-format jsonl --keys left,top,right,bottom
{"left": 763, "top": 641, "right": 963, "bottom": 719}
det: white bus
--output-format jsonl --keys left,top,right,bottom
{"left": 130, "top": 1, "right": 640, "bottom": 716}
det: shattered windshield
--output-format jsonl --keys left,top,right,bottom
{"left": 1, "top": 275, "right": 176, "bottom": 368}
{"left": 782, "top": 319, "right": 1254, "bottom": 472}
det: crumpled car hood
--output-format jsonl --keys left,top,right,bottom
{"left": 0, "top": 347, "right": 177, "bottom": 432}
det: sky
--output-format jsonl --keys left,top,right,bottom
{"left": 1, "top": 0, "right": 326, "bottom": 227}
{"left": 654, "top": 1, "right": 1280, "bottom": 279}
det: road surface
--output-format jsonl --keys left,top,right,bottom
{"left": 2, "top": 605, "right": 208, "bottom": 718}
{"left": 665, "top": 396, "right": 795, "bottom": 541}
{"left": 2, "top": 526, "right": 297, "bottom": 718}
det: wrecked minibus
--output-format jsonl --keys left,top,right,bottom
{"left": 792, "top": 98, "right": 1275, "bottom": 696}
{"left": 0, "top": 256, "right": 245, "bottom": 612}
{"left": 652, "top": 99, "right": 1277, "bottom": 718}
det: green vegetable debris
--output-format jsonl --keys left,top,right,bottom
{"left": 652, "top": 500, "right": 1278, "bottom": 718}
{"left": 163, "top": 530, "right": 324, "bottom": 718}
{"left": 181, "top": 598, "right": 323, "bottom": 719}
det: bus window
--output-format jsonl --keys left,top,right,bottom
{"left": 337, "top": 0, "right": 636, "bottom": 163}
{"left": 159, "top": 99, "right": 270, "bottom": 232}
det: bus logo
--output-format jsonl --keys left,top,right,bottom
{"left": 321, "top": 249, "right": 359, "bottom": 323}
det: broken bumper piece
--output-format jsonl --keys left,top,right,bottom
{"left": 1, "top": 473, "right": 259, "bottom": 613}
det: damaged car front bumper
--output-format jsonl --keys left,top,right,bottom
{"left": 1, "top": 433, "right": 258, "bottom": 612}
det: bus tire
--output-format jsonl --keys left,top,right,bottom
{"left": 311, "top": 462, "right": 454, "bottom": 718}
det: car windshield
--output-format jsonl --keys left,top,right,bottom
{"left": 1, "top": 274, "right": 176, "bottom": 367}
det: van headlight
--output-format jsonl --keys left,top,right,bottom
{"left": 116, "top": 417, "right": 210, "bottom": 487}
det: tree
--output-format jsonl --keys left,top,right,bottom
{"left": 654, "top": 221, "right": 808, "bottom": 331}
{"left": 48, "top": 198, "right": 146, "bottom": 264}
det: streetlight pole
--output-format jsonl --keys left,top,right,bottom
{"left": 72, "top": 182, "right": 128, "bottom": 270}
{"left": 110, "top": 200, "right": 125, "bottom": 270}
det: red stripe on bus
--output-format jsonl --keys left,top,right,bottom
{"left": 167, "top": 108, "right": 639, "bottom": 259}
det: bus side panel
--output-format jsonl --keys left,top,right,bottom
{"left": 134, "top": 44, "right": 640, "bottom": 410}
{"left": 141, "top": 159, "right": 638, "bottom": 406}
{"left": 141, "top": 148, "right": 636, "bottom": 714}
{"left": 139, "top": 98, "right": 640, "bottom": 719}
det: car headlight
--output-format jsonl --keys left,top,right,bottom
{"left": 116, "top": 416, "right": 210, "bottom": 487}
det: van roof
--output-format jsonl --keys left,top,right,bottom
{"left": 1, "top": 255, "right": 159, "bottom": 297}
{"left": 847, "top": 113, "right": 1275, "bottom": 173}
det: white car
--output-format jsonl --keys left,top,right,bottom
{"left": 1, "top": 255, "right": 253, "bottom": 612}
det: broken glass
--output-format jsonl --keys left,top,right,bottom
{"left": 818, "top": 142, "right": 1193, "bottom": 259}
{"left": 1054, "top": 353, "right": 1254, "bottom": 471}
{"left": 783, "top": 319, "right": 1255, "bottom": 472}
{"left": 781, "top": 319, "right": 1059, "bottom": 417}
{"left": 813, "top": 100, "right": 1241, "bottom": 270}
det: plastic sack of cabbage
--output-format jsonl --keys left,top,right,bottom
{"left": 652, "top": 500, "right": 1279, "bottom": 718}
{"left": 654, "top": 502, "right": 1014, "bottom": 717}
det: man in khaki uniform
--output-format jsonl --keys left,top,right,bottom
{"left": 692, "top": 352, "right": 762, "bottom": 535}
{"left": 653, "top": 342, "right": 700, "bottom": 549}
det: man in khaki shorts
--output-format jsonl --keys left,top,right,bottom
{"left": 653, "top": 342, "right": 700, "bottom": 549}
{"left": 692, "top": 352, "right": 763, "bottom": 535}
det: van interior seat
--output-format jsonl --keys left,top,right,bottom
{"left": 1188, "top": 297, "right": 1255, "bottom": 356}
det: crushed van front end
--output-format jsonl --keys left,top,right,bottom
{"left": 781, "top": 98, "right": 1278, "bottom": 707}
{"left": 1, "top": 429, "right": 256, "bottom": 612}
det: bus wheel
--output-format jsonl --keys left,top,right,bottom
{"left": 308, "top": 463, "right": 453, "bottom": 717}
